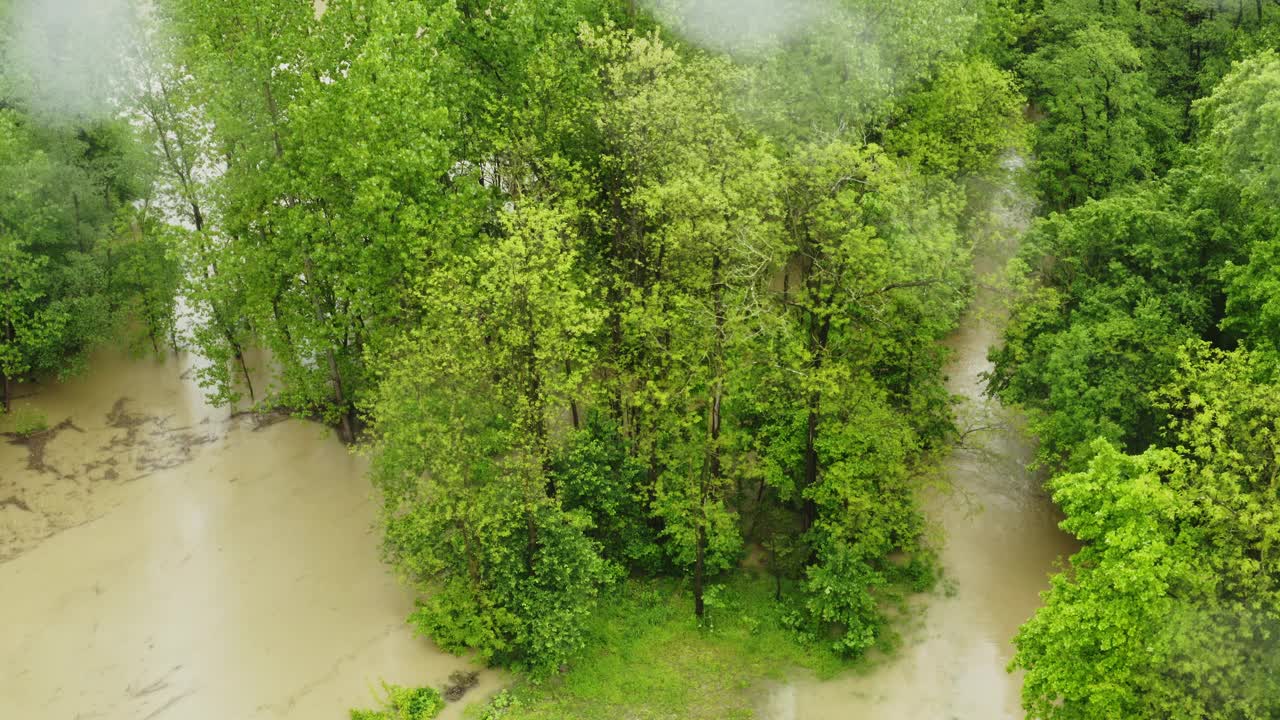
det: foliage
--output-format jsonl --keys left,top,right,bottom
{"left": 997, "top": 6, "right": 1280, "bottom": 718}
{"left": 469, "top": 690, "right": 521, "bottom": 720}
{"left": 1022, "top": 24, "right": 1174, "bottom": 208}
{"left": 350, "top": 684, "right": 445, "bottom": 720}
{"left": 989, "top": 183, "right": 1218, "bottom": 467}
{"left": 732, "top": 0, "right": 981, "bottom": 141}
{"left": 884, "top": 57, "right": 1028, "bottom": 176}
{"left": 551, "top": 411, "right": 662, "bottom": 573}
{"left": 1200, "top": 52, "right": 1280, "bottom": 356}
{"left": 1013, "top": 346, "right": 1280, "bottom": 719}
{"left": 19, "top": 0, "right": 1270, "bottom": 715}
{"left": 0, "top": 87, "right": 171, "bottom": 409}
{"left": 139, "top": 0, "right": 1022, "bottom": 691}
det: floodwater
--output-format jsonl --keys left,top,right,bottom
{"left": 761, "top": 157, "right": 1078, "bottom": 719}
{"left": 0, "top": 350, "right": 499, "bottom": 719}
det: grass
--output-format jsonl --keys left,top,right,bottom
{"left": 2, "top": 406, "right": 48, "bottom": 437}
{"left": 467, "top": 574, "right": 850, "bottom": 720}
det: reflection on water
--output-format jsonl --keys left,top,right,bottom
{"left": 0, "top": 350, "right": 498, "bottom": 719}
{"left": 761, "top": 156, "right": 1077, "bottom": 720}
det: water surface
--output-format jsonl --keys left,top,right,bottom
{"left": 0, "top": 350, "right": 497, "bottom": 719}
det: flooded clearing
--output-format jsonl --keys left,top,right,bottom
{"left": 0, "top": 351, "right": 499, "bottom": 720}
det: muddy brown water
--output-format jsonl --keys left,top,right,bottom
{"left": 759, "top": 156, "right": 1078, "bottom": 720}
{"left": 0, "top": 351, "right": 501, "bottom": 719}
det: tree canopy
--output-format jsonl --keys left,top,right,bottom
{"left": 993, "top": 2, "right": 1280, "bottom": 716}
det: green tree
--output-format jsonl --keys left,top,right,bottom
{"left": 370, "top": 233, "right": 609, "bottom": 673}
{"left": 989, "top": 185, "right": 1216, "bottom": 467}
{"left": 883, "top": 57, "right": 1027, "bottom": 177}
{"left": 0, "top": 93, "right": 170, "bottom": 408}
{"left": 772, "top": 140, "right": 965, "bottom": 654}
{"left": 1014, "top": 345, "right": 1280, "bottom": 719}
{"left": 1023, "top": 24, "right": 1174, "bottom": 208}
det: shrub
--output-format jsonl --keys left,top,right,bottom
{"left": 471, "top": 690, "right": 521, "bottom": 720}
{"left": 349, "top": 684, "right": 445, "bottom": 720}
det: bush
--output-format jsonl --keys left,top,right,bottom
{"left": 349, "top": 684, "right": 445, "bottom": 720}
{"left": 470, "top": 690, "right": 521, "bottom": 720}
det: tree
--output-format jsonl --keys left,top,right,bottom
{"left": 989, "top": 185, "right": 1217, "bottom": 468}
{"left": 772, "top": 140, "right": 964, "bottom": 654}
{"left": 1196, "top": 52, "right": 1280, "bottom": 356}
{"left": 883, "top": 57, "right": 1027, "bottom": 177}
{"left": 1023, "top": 24, "right": 1174, "bottom": 208}
{"left": 1014, "top": 345, "right": 1280, "bottom": 719}
{"left": 0, "top": 90, "right": 170, "bottom": 408}
{"left": 369, "top": 197, "right": 610, "bottom": 673}
{"left": 104, "top": 200, "right": 182, "bottom": 354}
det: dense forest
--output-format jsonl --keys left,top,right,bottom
{"left": 3, "top": 0, "right": 1280, "bottom": 718}
{"left": 993, "top": 1, "right": 1280, "bottom": 718}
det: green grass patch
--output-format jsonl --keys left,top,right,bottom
{"left": 469, "top": 575, "right": 849, "bottom": 720}
{"left": 3, "top": 406, "right": 48, "bottom": 437}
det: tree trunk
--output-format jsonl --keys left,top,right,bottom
{"left": 696, "top": 253, "right": 727, "bottom": 621}
{"left": 325, "top": 345, "right": 353, "bottom": 442}
{"left": 801, "top": 313, "right": 831, "bottom": 533}
{"left": 567, "top": 358, "right": 580, "bottom": 430}
{"left": 607, "top": 186, "right": 628, "bottom": 424}
{"left": 772, "top": 541, "right": 782, "bottom": 602}
{"left": 802, "top": 400, "right": 820, "bottom": 531}
{"left": 304, "top": 255, "right": 353, "bottom": 442}
{"left": 524, "top": 312, "right": 546, "bottom": 448}
{"left": 526, "top": 509, "right": 539, "bottom": 573}
{"left": 694, "top": 522, "right": 706, "bottom": 619}
{"left": 235, "top": 347, "right": 256, "bottom": 402}
{"left": 3, "top": 321, "right": 14, "bottom": 410}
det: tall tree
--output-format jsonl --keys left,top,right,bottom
{"left": 1023, "top": 24, "right": 1174, "bottom": 208}
{"left": 1014, "top": 345, "right": 1280, "bottom": 719}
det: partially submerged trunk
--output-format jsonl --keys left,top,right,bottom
{"left": 304, "top": 255, "right": 354, "bottom": 443}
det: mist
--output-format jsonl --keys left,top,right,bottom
{"left": 643, "top": 0, "right": 845, "bottom": 55}
{"left": 3, "top": 0, "right": 142, "bottom": 117}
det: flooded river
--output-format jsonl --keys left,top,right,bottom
{"left": 2, "top": 157, "right": 1070, "bottom": 720}
{"left": 760, "top": 157, "right": 1078, "bottom": 719}
{"left": 0, "top": 351, "right": 500, "bottom": 719}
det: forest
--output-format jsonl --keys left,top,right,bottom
{"left": 2, "top": 0, "right": 1280, "bottom": 718}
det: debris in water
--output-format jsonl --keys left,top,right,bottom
{"left": 443, "top": 670, "right": 480, "bottom": 701}
{"left": 0, "top": 495, "right": 32, "bottom": 512}
{"left": 5, "top": 418, "right": 84, "bottom": 474}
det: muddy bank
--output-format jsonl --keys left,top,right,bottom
{"left": 759, "top": 157, "right": 1077, "bottom": 719}
{"left": 0, "top": 350, "right": 499, "bottom": 719}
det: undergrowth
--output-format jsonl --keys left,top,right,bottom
{"left": 465, "top": 574, "right": 879, "bottom": 720}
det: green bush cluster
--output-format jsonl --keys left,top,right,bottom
{"left": 349, "top": 684, "right": 445, "bottom": 720}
